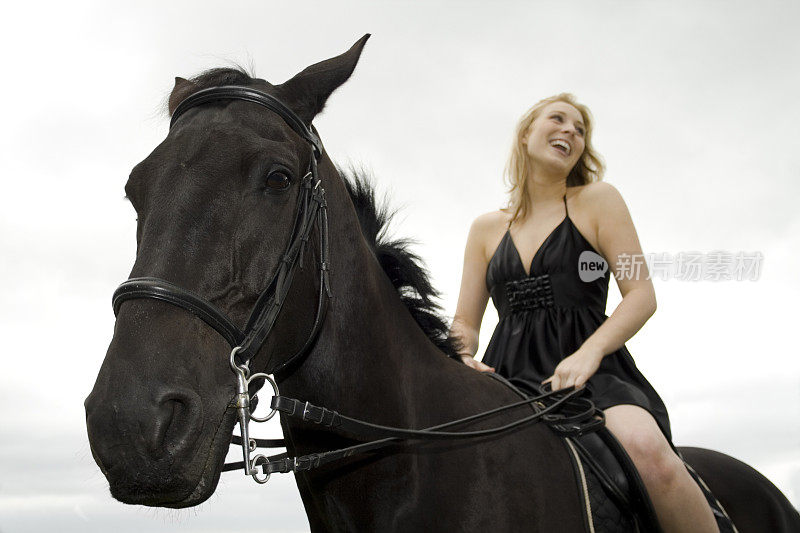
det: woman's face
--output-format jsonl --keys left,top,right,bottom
{"left": 522, "top": 101, "right": 586, "bottom": 177}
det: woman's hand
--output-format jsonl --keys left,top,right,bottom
{"left": 460, "top": 354, "right": 495, "bottom": 373}
{"left": 542, "top": 346, "right": 604, "bottom": 391}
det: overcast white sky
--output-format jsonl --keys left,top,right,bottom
{"left": 1, "top": 1, "right": 798, "bottom": 531}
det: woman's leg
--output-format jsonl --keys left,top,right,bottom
{"left": 604, "top": 404, "right": 718, "bottom": 533}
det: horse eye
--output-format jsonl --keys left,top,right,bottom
{"left": 265, "top": 171, "right": 291, "bottom": 190}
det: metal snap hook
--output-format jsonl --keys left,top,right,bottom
{"left": 229, "top": 346, "right": 250, "bottom": 377}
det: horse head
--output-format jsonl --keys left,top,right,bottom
{"left": 85, "top": 35, "right": 370, "bottom": 508}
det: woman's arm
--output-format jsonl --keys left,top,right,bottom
{"left": 544, "top": 182, "right": 656, "bottom": 390}
{"left": 450, "top": 214, "right": 497, "bottom": 372}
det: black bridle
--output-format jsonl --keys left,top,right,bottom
{"left": 111, "top": 85, "right": 602, "bottom": 484}
{"left": 113, "top": 86, "right": 332, "bottom": 376}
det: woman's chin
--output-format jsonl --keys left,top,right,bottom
{"left": 532, "top": 156, "right": 575, "bottom": 178}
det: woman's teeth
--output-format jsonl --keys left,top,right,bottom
{"left": 550, "top": 139, "right": 571, "bottom": 155}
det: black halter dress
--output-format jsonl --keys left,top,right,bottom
{"left": 482, "top": 195, "right": 673, "bottom": 442}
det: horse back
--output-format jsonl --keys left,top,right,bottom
{"left": 679, "top": 446, "right": 800, "bottom": 533}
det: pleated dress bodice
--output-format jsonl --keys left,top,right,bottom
{"left": 486, "top": 212, "right": 610, "bottom": 318}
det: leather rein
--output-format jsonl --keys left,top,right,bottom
{"left": 111, "top": 85, "right": 602, "bottom": 485}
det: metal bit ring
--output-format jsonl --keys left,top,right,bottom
{"left": 247, "top": 372, "right": 279, "bottom": 422}
{"left": 251, "top": 455, "right": 271, "bottom": 484}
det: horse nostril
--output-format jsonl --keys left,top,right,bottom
{"left": 148, "top": 388, "right": 203, "bottom": 457}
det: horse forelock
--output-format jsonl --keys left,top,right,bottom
{"left": 166, "top": 65, "right": 269, "bottom": 116}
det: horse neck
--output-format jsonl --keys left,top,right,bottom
{"left": 277, "top": 179, "right": 453, "bottom": 423}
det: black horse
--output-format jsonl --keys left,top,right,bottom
{"left": 86, "top": 35, "right": 800, "bottom": 531}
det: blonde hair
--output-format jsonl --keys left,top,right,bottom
{"left": 503, "top": 93, "right": 605, "bottom": 226}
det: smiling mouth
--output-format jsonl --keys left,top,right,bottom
{"left": 549, "top": 139, "right": 571, "bottom": 156}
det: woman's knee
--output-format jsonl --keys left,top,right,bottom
{"left": 617, "top": 428, "right": 683, "bottom": 490}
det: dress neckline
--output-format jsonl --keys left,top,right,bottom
{"left": 506, "top": 217, "right": 569, "bottom": 277}
{"left": 506, "top": 193, "right": 570, "bottom": 277}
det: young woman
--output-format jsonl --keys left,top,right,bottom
{"left": 450, "top": 94, "right": 719, "bottom": 532}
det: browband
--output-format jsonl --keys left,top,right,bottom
{"left": 170, "top": 85, "right": 323, "bottom": 157}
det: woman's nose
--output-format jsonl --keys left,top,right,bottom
{"left": 561, "top": 124, "right": 578, "bottom": 136}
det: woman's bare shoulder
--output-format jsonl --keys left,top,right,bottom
{"left": 469, "top": 209, "right": 511, "bottom": 260}
{"left": 570, "top": 181, "right": 627, "bottom": 217}
{"left": 472, "top": 209, "right": 511, "bottom": 231}
{"left": 572, "top": 181, "right": 623, "bottom": 201}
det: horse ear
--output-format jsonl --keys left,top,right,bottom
{"left": 276, "top": 34, "right": 370, "bottom": 124}
{"left": 168, "top": 77, "right": 198, "bottom": 115}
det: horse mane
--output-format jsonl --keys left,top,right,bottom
{"left": 339, "top": 166, "right": 463, "bottom": 361}
{"left": 166, "top": 67, "right": 463, "bottom": 361}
